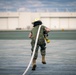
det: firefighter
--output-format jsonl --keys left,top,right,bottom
{"left": 28, "top": 18, "right": 50, "bottom": 70}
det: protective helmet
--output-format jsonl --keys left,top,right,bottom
{"left": 32, "top": 18, "right": 40, "bottom": 23}
{"left": 32, "top": 18, "right": 42, "bottom": 27}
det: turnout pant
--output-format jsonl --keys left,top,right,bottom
{"left": 31, "top": 39, "right": 46, "bottom": 59}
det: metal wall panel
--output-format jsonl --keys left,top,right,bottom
{"left": 0, "top": 18, "right": 8, "bottom": 30}
{"left": 41, "top": 18, "right": 50, "bottom": 28}
{"left": 69, "top": 18, "right": 76, "bottom": 29}
{"left": 50, "top": 18, "right": 59, "bottom": 30}
{"left": 35, "top": 17, "right": 76, "bottom": 30}
{"left": 8, "top": 18, "right": 18, "bottom": 30}
{"left": 59, "top": 18, "right": 69, "bottom": 30}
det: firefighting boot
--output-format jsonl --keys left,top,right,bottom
{"left": 42, "top": 56, "right": 46, "bottom": 64}
{"left": 32, "top": 59, "right": 36, "bottom": 70}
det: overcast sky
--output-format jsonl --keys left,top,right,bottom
{"left": 0, "top": 0, "right": 76, "bottom": 12}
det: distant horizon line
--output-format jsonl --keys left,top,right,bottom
{"left": 0, "top": 8, "right": 76, "bottom": 12}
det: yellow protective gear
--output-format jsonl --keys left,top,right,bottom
{"left": 32, "top": 18, "right": 40, "bottom": 23}
{"left": 45, "top": 37, "right": 50, "bottom": 43}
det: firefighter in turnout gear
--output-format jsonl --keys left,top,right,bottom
{"left": 28, "top": 18, "right": 51, "bottom": 70}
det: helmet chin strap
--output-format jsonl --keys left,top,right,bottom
{"left": 22, "top": 25, "right": 42, "bottom": 75}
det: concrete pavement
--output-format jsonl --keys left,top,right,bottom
{"left": 0, "top": 40, "right": 76, "bottom": 75}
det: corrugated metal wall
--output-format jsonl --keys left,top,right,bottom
{"left": 0, "top": 17, "right": 19, "bottom": 30}
{"left": 0, "top": 12, "right": 76, "bottom": 30}
{"left": 41, "top": 17, "right": 76, "bottom": 30}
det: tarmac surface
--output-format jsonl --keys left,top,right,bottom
{"left": 0, "top": 40, "right": 76, "bottom": 75}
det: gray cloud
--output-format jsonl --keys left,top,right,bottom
{"left": 0, "top": 0, "right": 76, "bottom": 12}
